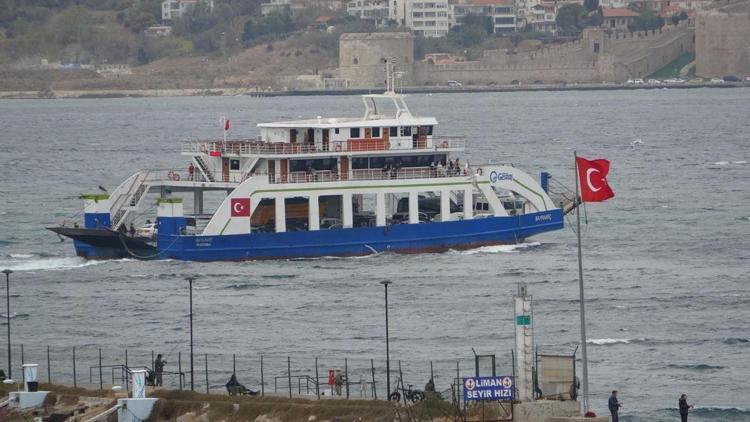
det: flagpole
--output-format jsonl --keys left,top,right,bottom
{"left": 574, "top": 151, "right": 591, "bottom": 413}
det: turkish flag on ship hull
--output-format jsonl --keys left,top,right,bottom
{"left": 576, "top": 157, "right": 614, "bottom": 202}
{"left": 231, "top": 198, "right": 251, "bottom": 217}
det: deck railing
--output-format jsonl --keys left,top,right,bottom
{"left": 267, "top": 167, "right": 472, "bottom": 184}
{"left": 181, "top": 136, "right": 466, "bottom": 156}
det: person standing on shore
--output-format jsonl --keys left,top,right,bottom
{"left": 679, "top": 394, "right": 693, "bottom": 422}
{"left": 608, "top": 390, "right": 622, "bottom": 422}
{"left": 154, "top": 354, "right": 167, "bottom": 387}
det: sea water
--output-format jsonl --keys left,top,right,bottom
{"left": 0, "top": 89, "right": 749, "bottom": 421}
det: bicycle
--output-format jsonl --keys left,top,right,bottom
{"left": 389, "top": 382, "right": 426, "bottom": 403}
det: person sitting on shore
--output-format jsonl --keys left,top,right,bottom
{"left": 226, "top": 373, "right": 258, "bottom": 396}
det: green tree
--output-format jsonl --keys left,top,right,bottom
{"left": 556, "top": 4, "right": 587, "bottom": 33}
{"left": 628, "top": 8, "right": 663, "bottom": 31}
{"left": 584, "top": 0, "right": 599, "bottom": 13}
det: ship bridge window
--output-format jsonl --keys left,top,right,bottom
{"left": 389, "top": 127, "right": 397, "bottom": 137}
{"left": 372, "top": 127, "right": 381, "bottom": 137}
{"left": 418, "top": 126, "right": 433, "bottom": 135}
{"left": 230, "top": 159, "right": 240, "bottom": 170}
{"left": 350, "top": 127, "right": 361, "bottom": 138}
{"left": 290, "top": 158, "right": 338, "bottom": 172}
{"left": 334, "top": 128, "right": 340, "bottom": 134}
{"left": 400, "top": 126, "right": 412, "bottom": 136}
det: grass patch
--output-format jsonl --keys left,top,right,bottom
{"left": 647, "top": 52, "right": 695, "bottom": 79}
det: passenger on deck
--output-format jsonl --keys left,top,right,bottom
{"left": 188, "top": 163, "right": 195, "bottom": 181}
{"left": 118, "top": 224, "right": 127, "bottom": 234}
{"left": 129, "top": 223, "right": 136, "bottom": 237}
{"left": 437, "top": 161, "right": 445, "bottom": 177}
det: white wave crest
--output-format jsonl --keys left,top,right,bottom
{"left": 713, "top": 161, "right": 729, "bottom": 165}
{"left": 733, "top": 160, "right": 747, "bottom": 164}
{"left": 9, "top": 253, "right": 34, "bottom": 258}
{"left": 0, "top": 256, "right": 106, "bottom": 272}
{"left": 460, "top": 242, "right": 541, "bottom": 255}
{"left": 588, "top": 338, "right": 631, "bottom": 345}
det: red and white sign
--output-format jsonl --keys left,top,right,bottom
{"left": 576, "top": 157, "right": 614, "bottom": 202}
{"left": 230, "top": 198, "right": 250, "bottom": 217}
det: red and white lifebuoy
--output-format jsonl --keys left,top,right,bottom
{"left": 168, "top": 171, "right": 180, "bottom": 181}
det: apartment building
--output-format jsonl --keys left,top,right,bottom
{"left": 453, "top": 0, "right": 516, "bottom": 33}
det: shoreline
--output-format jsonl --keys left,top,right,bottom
{"left": 1, "top": 82, "right": 747, "bottom": 99}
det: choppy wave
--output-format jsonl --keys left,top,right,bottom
{"left": 656, "top": 406, "right": 750, "bottom": 421}
{"left": 666, "top": 363, "right": 725, "bottom": 371}
{"left": 459, "top": 242, "right": 542, "bottom": 255}
{"left": 723, "top": 337, "right": 749, "bottom": 345}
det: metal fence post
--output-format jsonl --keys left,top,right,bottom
{"left": 47, "top": 345, "right": 51, "bottom": 384}
{"left": 260, "top": 355, "right": 264, "bottom": 397}
{"left": 205, "top": 353, "right": 209, "bottom": 394}
{"left": 345, "top": 358, "right": 349, "bottom": 399}
{"left": 287, "top": 356, "right": 292, "bottom": 399}
{"left": 178, "top": 352, "right": 183, "bottom": 390}
{"left": 72, "top": 346, "right": 77, "bottom": 388}
{"left": 233, "top": 353, "right": 236, "bottom": 375}
{"left": 151, "top": 350, "right": 155, "bottom": 372}
{"left": 315, "top": 357, "right": 320, "bottom": 400}
{"left": 371, "top": 359, "right": 377, "bottom": 400}
{"left": 125, "top": 349, "right": 129, "bottom": 392}
{"left": 456, "top": 360, "right": 460, "bottom": 410}
{"left": 430, "top": 360, "right": 434, "bottom": 381}
{"left": 99, "top": 348, "right": 103, "bottom": 390}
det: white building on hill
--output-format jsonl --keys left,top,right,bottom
{"left": 161, "top": 0, "right": 214, "bottom": 21}
{"left": 347, "top": 0, "right": 390, "bottom": 26}
{"left": 453, "top": 0, "right": 517, "bottom": 33}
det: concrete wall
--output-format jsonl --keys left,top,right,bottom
{"left": 338, "top": 32, "right": 415, "bottom": 88}
{"left": 695, "top": 3, "right": 750, "bottom": 77}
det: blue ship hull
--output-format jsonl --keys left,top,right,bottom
{"left": 149, "top": 209, "right": 563, "bottom": 261}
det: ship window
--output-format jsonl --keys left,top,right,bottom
{"left": 389, "top": 127, "right": 397, "bottom": 137}
{"left": 372, "top": 127, "right": 381, "bottom": 137}
{"left": 334, "top": 128, "right": 340, "bottom": 134}
{"left": 400, "top": 126, "right": 411, "bottom": 136}
{"left": 290, "top": 158, "right": 338, "bottom": 172}
{"left": 230, "top": 159, "right": 240, "bottom": 170}
{"left": 350, "top": 128, "right": 361, "bottom": 138}
{"left": 418, "top": 126, "right": 433, "bottom": 135}
{"left": 352, "top": 157, "right": 369, "bottom": 169}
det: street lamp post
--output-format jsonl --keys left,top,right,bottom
{"left": 2, "top": 269, "right": 11, "bottom": 380}
{"left": 379, "top": 280, "right": 392, "bottom": 400}
{"left": 185, "top": 276, "right": 195, "bottom": 391}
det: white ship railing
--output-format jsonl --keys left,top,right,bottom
{"left": 266, "top": 167, "right": 471, "bottom": 184}
{"left": 181, "top": 136, "right": 466, "bottom": 156}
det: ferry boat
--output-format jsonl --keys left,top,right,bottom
{"left": 50, "top": 72, "right": 571, "bottom": 261}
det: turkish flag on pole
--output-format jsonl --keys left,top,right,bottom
{"left": 230, "top": 198, "right": 250, "bottom": 217}
{"left": 576, "top": 157, "right": 614, "bottom": 202}
{"left": 224, "top": 118, "right": 230, "bottom": 131}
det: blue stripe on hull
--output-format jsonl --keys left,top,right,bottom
{"left": 156, "top": 210, "right": 563, "bottom": 261}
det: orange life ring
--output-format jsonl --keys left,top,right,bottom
{"left": 335, "top": 144, "right": 342, "bottom": 152}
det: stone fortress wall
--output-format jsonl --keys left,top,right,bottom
{"left": 695, "top": 0, "right": 750, "bottom": 77}
{"left": 338, "top": 32, "right": 415, "bottom": 88}
{"left": 338, "top": 23, "right": 695, "bottom": 87}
